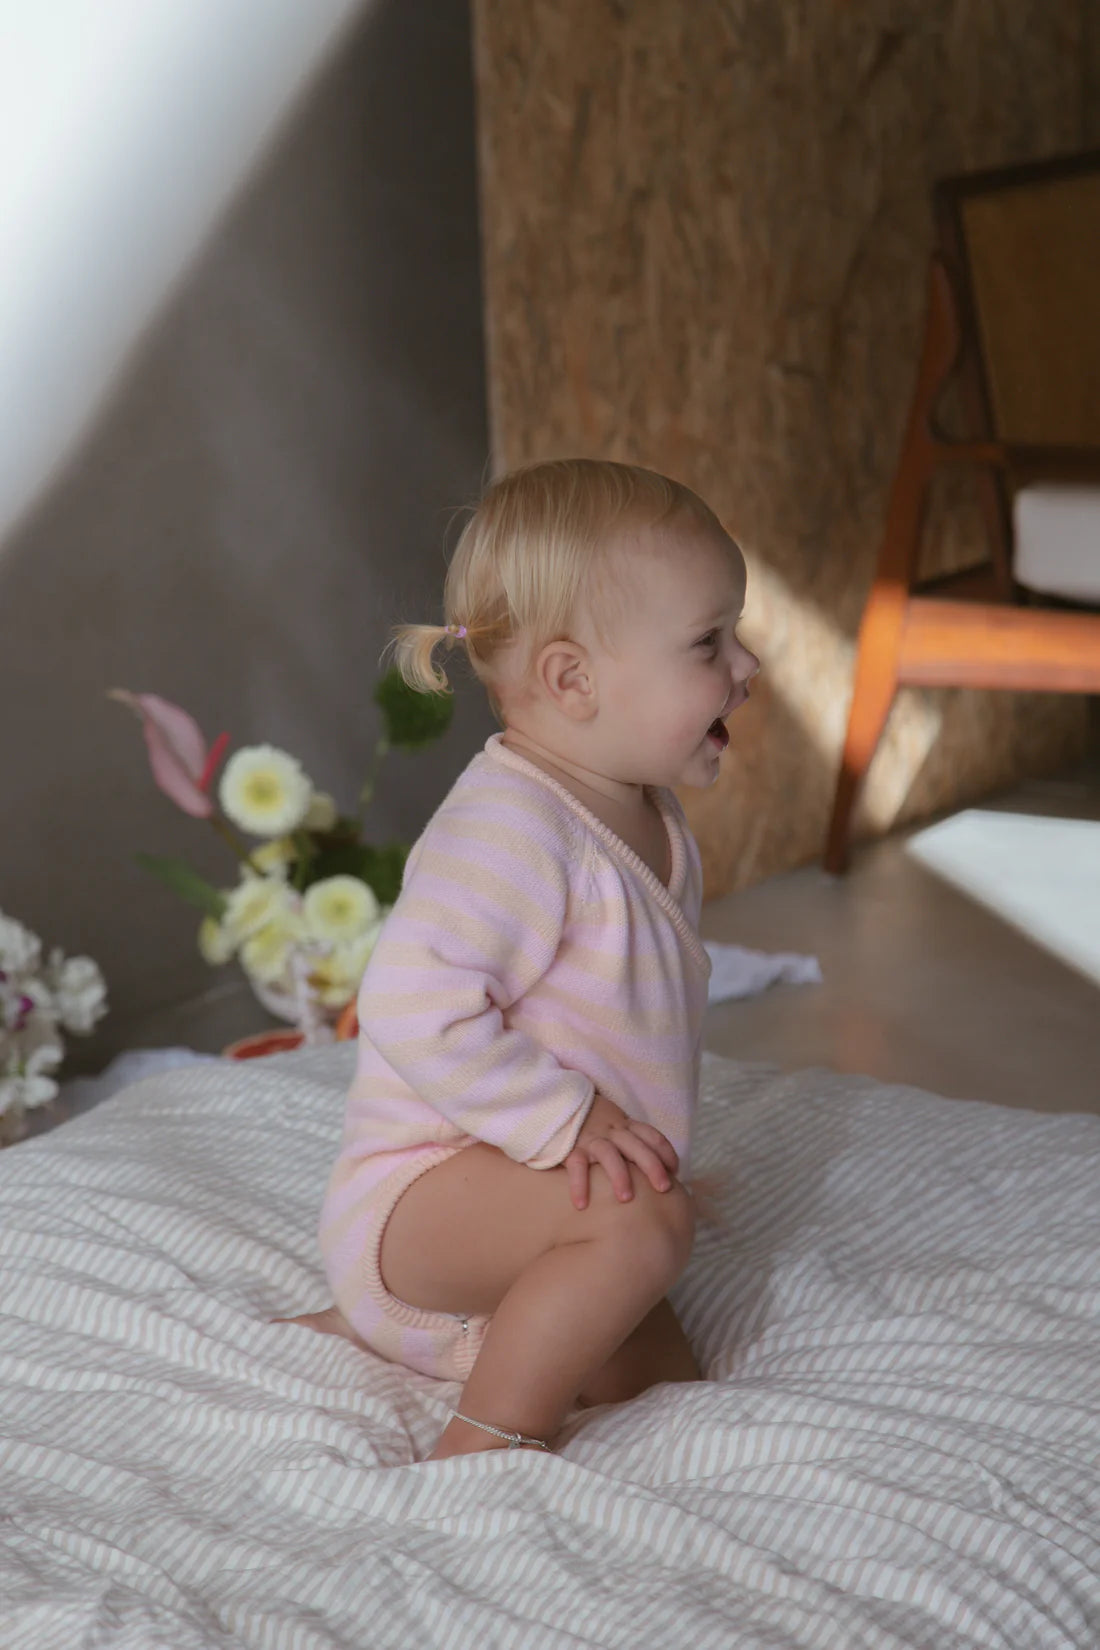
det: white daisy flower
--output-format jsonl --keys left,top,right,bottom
{"left": 0, "top": 914, "right": 41, "bottom": 974}
{"left": 302, "top": 877, "right": 379, "bottom": 945}
{"left": 250, "top": 837, "right": 296, "bottom": 876}
{"left": 197, "top": 915, "right": 236, "bottom": 966}
{"left": 22, "top": 1037, "right": 63, "bottom": 1107}
{"left": 218, "top": 745, "right": 313, "bottom": 837}
{"left": 222, "top": 875, "right": 297, "bottom": 944}
{"left": 240, "top": 921, "right": 294, "bottom": 986}
{"left": 0, "top": 971, "right": 35, "bottom": 1034}
{"left": 43, "top": 951, "right": 108, "bottom": 1035}
{"left": 308, "top": 921, "right": 385, "bottom": 1008}
{"left": 0, "top": 1032, "right": 64, "bottom": 1114}
{"left": 0, "top": 1075, "right": 23, "bottom": 1118}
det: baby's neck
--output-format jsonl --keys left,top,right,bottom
{"left": 498, "top": 728, "right": 653, "bottom": 821}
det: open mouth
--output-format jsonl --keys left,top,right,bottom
{"left": 706, "top": 717, "right": 730, "bottom": 751}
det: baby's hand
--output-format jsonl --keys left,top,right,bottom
{"left": 563, "top": 1093, "right": 680, "bottom": 1211}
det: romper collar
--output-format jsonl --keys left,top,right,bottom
{"left": 481, "top": 733, "right": 711, "bottom": 979}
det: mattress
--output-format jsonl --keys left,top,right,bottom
{"left": 2, "top": 1044, "right": 1098, "bottom": 1648}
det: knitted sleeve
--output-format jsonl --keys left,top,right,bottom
{"left": 355, "top": 786, "right": 594, "bottom": 1170}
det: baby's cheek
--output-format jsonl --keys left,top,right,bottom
{"left": 669, "top": 700, "right": 710, "bottom": 742}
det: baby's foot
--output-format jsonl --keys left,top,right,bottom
{"left": 271, "top": 1304, "right": 369, "bottom": 1349}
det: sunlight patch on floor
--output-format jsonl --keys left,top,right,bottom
{"left": 905, "top": 809, "right": 1100, "bottom": 988}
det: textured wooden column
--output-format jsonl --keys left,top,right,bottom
{"left": 471, "top": 0, "right": 1091, "bottom": 897}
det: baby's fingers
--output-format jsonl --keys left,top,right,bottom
{"left": 586, "top": 1138, "right": 635, "bottom": 1202}
{"left": 624, "top": 1120, "right": 679, "bottom": 1177}
{"left": 611, "top": 1130, "right": 673, "bottom": 1195}
{"left": 563, "top": 1148, "right": 591, "bottom": 1211}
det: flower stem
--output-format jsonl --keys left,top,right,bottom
{"left": 290, "top": 829, "right": 315, "bottom": 892}
{"left": 209, "top": 813, "right": 262, "bottom": 874}
{"left": 358, "top": 734, "right": 390, "bottom": 819}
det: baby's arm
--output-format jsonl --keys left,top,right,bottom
{"left": 360, "top": 796, "right": 595, "bottom": 1169}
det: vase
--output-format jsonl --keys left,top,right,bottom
{"left": 248, "top": 975, "right": 310, "bottom": 1026}
{"left": 242, "top": 940, "right": 364, "bottom": 1048}
{"left": 244, "top": 973, "right": 335, "bottom": 1043}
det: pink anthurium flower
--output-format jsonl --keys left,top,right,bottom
{"left": 110, "top": 691, "right": 230, "bottom": 819}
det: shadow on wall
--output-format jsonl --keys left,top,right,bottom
{"left": 0, "top": 0, "right": 493, "bottom": 1055}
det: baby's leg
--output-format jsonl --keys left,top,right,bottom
{"left": 378, "top": 1142, "right": 697, "bottom": 1459}
{"left": 277, "top": 1295, "right": 699, "bottom": 1405}
{"left": 573, "top": 1294, "right": 700, "bottom": 1409}
{"left": 273, "top": 1305, "right": 368, "bottom": 1345}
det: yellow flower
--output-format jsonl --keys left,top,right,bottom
{"left": 218, "top": 745, "right": 312, "bottom": 837}
{"left": 240, "top": 922, "right": 293, "bottom": 986}
{"left": 251, "top": 837, "right": 296, "bottom": 876}
{"left": 197, "top": 914, "right": 235, "bottom": 965}
{"left": 303, "top": 792, "right": 338, "bottom": 831}
{"left": 308, "top": 923, "right": 385, "bottom": 1008}
{"left": 302, "top": 876, "right": 379, "bottom": 944}
{"left": 223, "top": 875, "right": 296, "bottom": 944}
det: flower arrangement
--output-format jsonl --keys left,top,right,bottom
{"left": 112, "top": 669, "right": 453, "bottom": 1042}
{"left": 0, "top": 911, "right": 108, "bottom": 1144}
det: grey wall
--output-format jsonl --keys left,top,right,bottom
{"left": 0, "top": 0, "right": 493, "bottom": 1066}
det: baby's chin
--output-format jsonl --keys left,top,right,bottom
{"left": 666, "top": 751, "right": 725, "bottom": 791}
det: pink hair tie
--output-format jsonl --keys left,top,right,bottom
{"left": 445, "top": 624, "right": 467, "bottom": 639}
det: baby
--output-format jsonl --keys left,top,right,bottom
{"left": 285, "top": 457, "right": 759, "bottom": 1460}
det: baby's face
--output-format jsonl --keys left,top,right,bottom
{"left": 590, "top": 518, "right": 759, "bottom": 790}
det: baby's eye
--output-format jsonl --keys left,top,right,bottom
{"left": 697, "top": 632, "right": 719, "bottom": 651}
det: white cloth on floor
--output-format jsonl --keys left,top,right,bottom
{"left": 704, "top": 940, "right": 822, "bottom": 1003}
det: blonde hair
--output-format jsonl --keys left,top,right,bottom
{"left": 383, "top": 457, "right": 726, "bottom": 723}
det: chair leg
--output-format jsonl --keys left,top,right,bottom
{"left": 823, "top": 596, "right": 903, "bottom": 874}
{"left": 823, "top": 257, "right": 956, "bottom": 873}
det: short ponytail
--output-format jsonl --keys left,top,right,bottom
{"left": 381, "top": 622, "right": 468, "bottom": 698}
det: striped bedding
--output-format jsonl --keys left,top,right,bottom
{"left": 2, "top": 1045, "right": 1098, "bottom": 1649}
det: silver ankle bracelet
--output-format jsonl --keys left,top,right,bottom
{"left": 449, "top": 1410, "right": 551, "bottom": 1451}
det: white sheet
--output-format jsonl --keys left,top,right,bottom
{"left": 2, "top": 1046, "right": 1098, "bottom": 1649}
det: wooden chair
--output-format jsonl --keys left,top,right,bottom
{"left": 824, "top": 148, "right": 1100, "bottom": 874}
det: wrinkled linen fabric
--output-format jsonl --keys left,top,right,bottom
{"left": 703, "top": 939, "right": 821, "bottom": 1000}
{"left": 1, "top": 1044, "right": 1098, "bottom": 1650}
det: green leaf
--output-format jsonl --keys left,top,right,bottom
{"left": 360, "top": 842, "right": 410, "bottom": 906}
{"left": 303, "top": 843, "right": 373, "bottom": 886}
{"left": 135, "top": 853, "right": 227, "bottom": 920}
{"left": 301, "top": 840, "right": 409, "bottom": 907}
{"left": 373, "top": 666, "right": 454, "bottom": 748}
{"left": 288, "top": 829, "right": 317, "bottom": 894}
{"left": 313, "top": 818, "right": 363, "bottom": 848}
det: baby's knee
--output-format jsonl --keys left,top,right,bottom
{"left": 598, "top": 1171, "right": 696, "bottom": 1284}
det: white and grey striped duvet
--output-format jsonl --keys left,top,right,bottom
{"left": 2, "top": 1046, "right": 1098, "bottom": 1649}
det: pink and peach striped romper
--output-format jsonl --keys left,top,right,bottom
{"left": 317, "top": 732, "right": 712, "bottom": 1382}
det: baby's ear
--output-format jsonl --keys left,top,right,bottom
{"left": 536, "top": 639, "right": 597, "bottom": 720}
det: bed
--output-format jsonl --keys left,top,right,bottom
{"left": 2, "top": 1043, "right": 1098, "bottom": 1648}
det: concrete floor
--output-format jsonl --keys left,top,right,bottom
{"left": 65, "top": 740, "right": 1100, "bottom": 1127}
{"left": 701, "top": 752, "right": 1100, "bottom": 1117}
